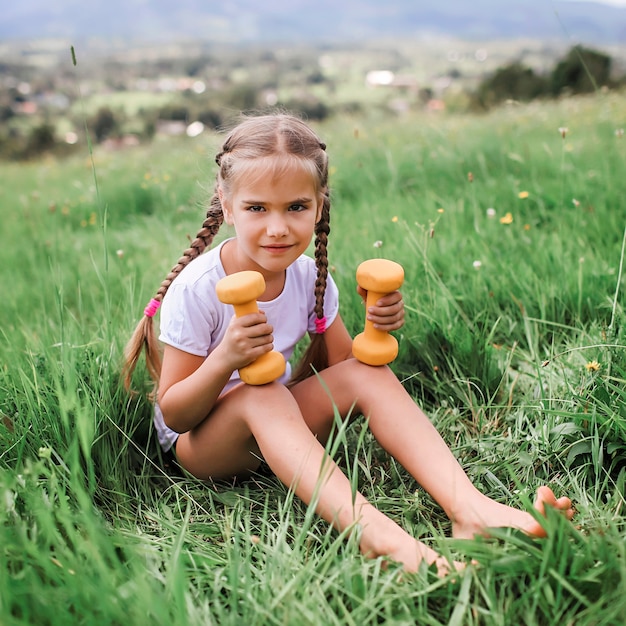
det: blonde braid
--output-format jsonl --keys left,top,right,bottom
{"left": 313, "top": 191, "right": 331, "bottom": 321}
{"left": 122, "top": 195, "right": 224, "bottom": 390}
{"left": 157, "top": 200, "right": 224, "bottom": 300}
{"left": 290, "top": 191, "right": 331, "bottom": 385}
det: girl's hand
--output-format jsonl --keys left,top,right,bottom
{"left": 357, "top": 286, "right": 405, "bottom": 332}
{"left": 217, "top": 311, "right": 275, "bottom": 371}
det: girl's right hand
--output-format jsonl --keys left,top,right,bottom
{"left": 217, "top": 311, "right": 275, "bottom": 371}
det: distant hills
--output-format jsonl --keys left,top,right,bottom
{"left": 2, "top": 0, "right": 626, "bottom": 46}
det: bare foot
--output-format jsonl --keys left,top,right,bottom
{"left": 359, "top": 515, "right": 465, "bottom": 577}
{"left": 451, "top": 486, "right": 574, "bottom": 540}
{"left": 381, "top": 538, "right": 465, "bottom": 577}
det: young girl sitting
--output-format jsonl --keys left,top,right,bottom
{"left": 124, "top": 113, "right": 573, "bottom": 575}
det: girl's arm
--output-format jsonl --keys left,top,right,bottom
{"left": 158, "top": 311, "right": 274, "bottom": 433}
{"left": 323, "top": 314, "right": 354, "bottom": 365}
{"left": 157, "top": 345, "right": 230, "bottom": 434}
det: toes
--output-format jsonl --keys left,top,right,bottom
{"left": 433, "top": 556, "right": 451, "bottom": 577}
{"left": 535, "top": 487, "right": 573, "bottom": 516}
{"left": 534, "top": 485, "right": 558, "bottom": 513}
{"left": 532, "top": 487, "right": 575, "bottom": 532}
{"left": 555, "top": 495, "right": 573, "bottom": 511}
{"left": 433, "top": 556, "right": 465, "bottom": 578}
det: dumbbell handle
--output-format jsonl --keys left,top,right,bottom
{"left": 352, "top": 259, "right": 404, "bottom": 366}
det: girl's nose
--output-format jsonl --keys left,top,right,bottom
{"left": 266, "top": 214, "right": 289, "bottom": 237}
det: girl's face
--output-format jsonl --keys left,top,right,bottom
{"left": 220, "top": 162, "right": 323, "bottom": 279}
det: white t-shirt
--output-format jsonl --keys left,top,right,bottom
{"left": 154, "top": 238, "right": 340, "bottom": 451}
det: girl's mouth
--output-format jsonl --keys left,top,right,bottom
{"left": 263, "top": 244, "right": 293, "bottom": 254}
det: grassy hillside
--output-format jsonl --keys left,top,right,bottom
{"left": 2, "top": 91, "right": 626, "bottom": 624}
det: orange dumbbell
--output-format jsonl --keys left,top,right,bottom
{"left": 216, "top": 271, "right": 286, "bottom": 385}
{"left": 352, "top": 259, "right": 404, "bottom": 366}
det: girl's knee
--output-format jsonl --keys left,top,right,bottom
{"left": 235, "top": 381, "right": 300, "bottom": 417}
{"left": 238, "top": 380, "right": 292, "bottom": 400}
{"left": 329, "top": 358, "right": 397, "bottom": 385}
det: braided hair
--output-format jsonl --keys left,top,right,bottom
{"left": 123, "top": 113, "right": 331, "bottom": 390}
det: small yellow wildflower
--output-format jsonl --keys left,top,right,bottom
{"left": 144, "top": 172, "right": 152, "bottom": 180}
{"left": 524, "top": 224, "right": 531, "bottom": 230}
{"left": 391, "top": 216, "right": 398, "bottom": 223}
{"left": 585, "top": 360, "right": 600, "bottom": 372}
{"left": 500, "top": 212, "right": 513, "bottom": 224}
{"left": 468, "top": 172, "right": 474, "bottom": 182}
{"left": 437, "top": 208, "right": 444, "bottom": 213}
{"left": 518, "top": 191, "right": 529, "bottom": 199}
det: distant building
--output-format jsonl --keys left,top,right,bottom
{"left": 365, "top": 70, "right": 418, "bottom": 92}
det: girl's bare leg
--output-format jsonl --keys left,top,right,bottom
{"left": 175, "top": 382, "right": 461, "bottom": 575}
{"left": 290, "top": 359, "right": 573, "bottom": 539}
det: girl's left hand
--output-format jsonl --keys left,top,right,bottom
{"left": 357, "top": 286, "right": 405, "bottom": 331}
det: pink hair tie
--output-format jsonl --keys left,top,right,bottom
{"left": 314, "top": 316, "right": 327, "bottom": 334}
{"left": 143, "top": 298, "right": 161, "bottom": 318}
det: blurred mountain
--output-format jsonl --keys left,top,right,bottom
{"left": 2, "top": 0, "right": 626, "bottom": 45}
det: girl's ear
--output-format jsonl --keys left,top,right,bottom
{"left": 219, "top": 186, "right": 234, "bottom": 225}
{"left": 315, "top": 190, "right": 326, "bottom": 223}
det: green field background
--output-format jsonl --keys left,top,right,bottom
{"left": 2, "top": 92, "right": 626, "bottom": 624}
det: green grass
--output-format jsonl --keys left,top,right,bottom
{"left": 2, "top": 90, "right": 626, "bottom": 624}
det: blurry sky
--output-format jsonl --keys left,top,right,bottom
{"left": 568, "top": 0, "right": 626, "bottom": 4}
{"left": 1, "top": 0, "right": 625, "bottom": 45}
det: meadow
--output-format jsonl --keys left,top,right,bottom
{"left": 1, "top": 91, "right": 626, "bottom": 625}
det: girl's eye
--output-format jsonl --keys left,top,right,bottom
{"left": 247, "top": 205, "right": 265, "bottom": 213}
{"left": 288, "top": 204, "right": 306, "bottom": 212}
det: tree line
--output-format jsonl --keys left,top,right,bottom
{"left": 472, "top": 45, "right": 620, "bottom": 109}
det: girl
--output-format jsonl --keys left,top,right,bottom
{"left": 124, "top": 113, "right": 573, "bottom": 575}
